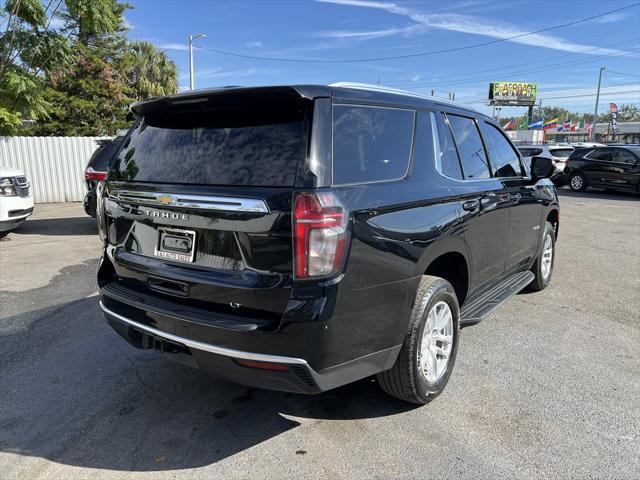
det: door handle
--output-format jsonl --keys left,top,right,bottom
{"left": 509, "top": 193, "right": 521, "bottom": 202}
{"left": 462, "top": 199, "right": 480, "bottom": 212}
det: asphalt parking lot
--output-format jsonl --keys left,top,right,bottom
{"left": 1, "top": 190, "right": 639, "bottom": 480}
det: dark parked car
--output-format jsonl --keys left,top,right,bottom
{"left": 83, "top": 137, "right": 124, "bottom": 217}
{"left": 564, "top": 145, "right": 640, "bottom": 193}
{"left": 97, "top": 84, "right": 559, "bottom": 404}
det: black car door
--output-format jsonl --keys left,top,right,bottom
{"left": 478, "top": 120, "right": 543, "bottom": 271}
{"left": 606, "top": 148, "right": 640, "bottom": 189}
{"left": 439, "top": 110, "right": 509, "bottom": 290}
{"left": 582, "top": 148, "right": 614, "bottom": 186}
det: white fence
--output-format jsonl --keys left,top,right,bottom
{"left": 0, "top": 136, "right": 109, "bottom": 203}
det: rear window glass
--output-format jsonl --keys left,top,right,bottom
{"left": 333, "top": 105, "right": 414, "bottom": 185}
{"left": 550, "top": 148, "right": 574, "bottom": 157}
{"left": 110, "top": 97, "right": 309, "bottom": 186}
{"left": 88, "top": 138, "right": 123, "bottom": 170}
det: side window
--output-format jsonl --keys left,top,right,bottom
{"left": 333, "top": 105, "right": 414, "bottom": 185}
{"left": 518, "top": 148, "right": 531, "bottom": 157}
{"left": 481, "top": 122, "right": 523, "bottom": 178}
{"left": 432, "top": 112, "right": 463, "bottom": 180}
{"left": 446, "top": 114, "right": 491, "bottom": 180}
{"left": 613, "top": 149, "right": 636, "bottom": 164}
{"left": 586, "top": 148, "right": 613, "bottom": 161}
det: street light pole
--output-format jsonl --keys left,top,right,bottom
{"left": 592, "top": 67, "right": 605, "bottom": 140}
{"left": 189, "top": 33, "right": 207, "bottom": 90}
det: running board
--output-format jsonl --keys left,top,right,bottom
{"left": 460, "top": 270, "right": 534, "bottom": 325}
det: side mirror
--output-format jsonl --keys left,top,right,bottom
{"left": 530, "top": 156, "right": 555, "bottom": 179}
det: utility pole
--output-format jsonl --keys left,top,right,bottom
{"left": 189, "top": 33, "right": 207, "bottom": 90}
{"left": 592, "top": 67, "right": 605, "bottom": 140}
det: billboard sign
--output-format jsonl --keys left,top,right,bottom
{"left": 489, "top": 82, "right": 537, "bottom": 106}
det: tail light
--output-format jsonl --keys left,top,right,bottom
{"left": 294, "top": 192, "right": 349, "bottom": 279}
{"left": 85, "top": 166, "right": 107, "bottom": 181}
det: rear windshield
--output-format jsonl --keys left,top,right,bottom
{"left": 88, "top": 138, "right": 123, "bottom": 170}
{"left": 550, "top": 148, "right": 574, "bottom": 157}
{"left": 110, "top": 94, "right": 309, "bottom": 186}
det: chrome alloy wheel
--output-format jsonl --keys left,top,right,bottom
{"left": 570, "top": 175, "right": 584, "bottom": 190}
{"left": 541, "top": 233, "right": 553, "bottom": 280}
{"left": 418, "top": 301, "right": 454, "bottom": 383}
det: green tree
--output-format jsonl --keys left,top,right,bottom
{"left": 0, "top": 0, "right": 73, "bottom": 134}
{"left": 123, "top": 40, "right": 178, "bottom": 101}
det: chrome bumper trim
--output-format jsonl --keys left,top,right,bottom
{"left": 99, "top": 301, "right": 308, "bottom": 365}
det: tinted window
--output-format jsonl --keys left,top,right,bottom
{"left": 110, "top": 101, "right": 308, "bottom": 186}
{"left": 433, "top": 113, "right": 463, "bottom": 180}
{"left": 550, "top": 148, "right": 574, "bottom": 158}
{"left": 482, "top": 122, "right": 523, "bottom": 177}
{"left": 613, "top": 149, "right": 637, "bottom": 164}
{"left": 518, "top": 148, "right": 532, "bottom": 157}
{"left": 333, "top": 105, "right": 414, "bottom": 185}
{"left": 447, "top": 114, "right": 491, "bottom": 180}
{"left": 587, "top": 148, "right": 613, "bottom": 161}
{"left": 88, "top": 138, "right": 123, "bottom": 171}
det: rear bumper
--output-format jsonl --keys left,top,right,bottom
{"left": 101, "top": 301, "right": 400, "bottom": 394}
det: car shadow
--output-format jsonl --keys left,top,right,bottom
{"left": 13, "top": 215, "right": 98, "bottom": 236}
{"left": 0, "top": 292, "right": 417, "bottom": 472}
{"left": 557, "top": 188, "right": 639, "bottom": 202}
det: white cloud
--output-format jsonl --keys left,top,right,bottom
{"left": 589, "top": 12, "right": 629, "bottom": 24}
{"left": 245, "top": 41, "right": 263, "bottom": 48}
{"left": 158, "top": 43, "right": 190, "bottom": 51}
{"left": 317, "top": 24, "right": 425, "bottom": 40}
{"left": 199, "top": 67, "right": 276, "bottom": 79}
{"left": 317, "top": 0, "right": 631, "bottom": 56}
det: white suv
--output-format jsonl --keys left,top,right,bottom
{"left": 518, "top": 144, "right": 575, "bottom": 185}
{"left": 0, "top": 166, "right": 34, "bottom": 235}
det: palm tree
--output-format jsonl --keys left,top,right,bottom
{"left": 123, "top": 40, "right": 178, "bottom": 100}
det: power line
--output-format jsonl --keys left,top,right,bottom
{"left": 382, "top": 45, "right": 639, "bottom": 90}
{"left": 383, "top": 38, "right": 640, "bottom": 87}
{"left": 606, "top": 69, "right": 640, "bottom": 78}
{"left": 196, "top": 3, "right": 640, "bottom": 63}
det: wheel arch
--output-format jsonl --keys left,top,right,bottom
{"left": 417, "top": 239, "right": 470, "bottom": 306}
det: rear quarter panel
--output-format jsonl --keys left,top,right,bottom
{"left": 323, "top": 110, "right": 466, "bottom": 362}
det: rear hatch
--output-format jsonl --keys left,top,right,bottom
{"left": 100, "top": 87, "right": 312, "bottom": 331}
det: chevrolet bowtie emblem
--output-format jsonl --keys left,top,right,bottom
{"left": 157, "top": 195, "right": 173, "bottom": 205}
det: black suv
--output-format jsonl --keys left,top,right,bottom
{"left": 564, "top": 145, "right": 640, "bottom": 193}
{"left": 97, "top": 84, "right": 559, "bottom": 404}
{"left": 83, "top": 137, "right": 124, "bottom": 217}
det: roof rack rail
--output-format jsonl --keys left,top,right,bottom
{"left": 328, "top": 82, "right": 461, "bottom": 107}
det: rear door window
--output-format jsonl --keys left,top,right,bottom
{"left": 586, "top": 148, "right": 614, "bottom": 161}
{"left": 446, "top": 114, "right": 491, "bottom": 180}
{"left": 332, "top": 105, "right": 414, "bottom": 185}
{"left": 481, "top": 122, "right": 523, "bottom": 177}
{"left": 433, "top": 113, "right": 463, "bottom": 180}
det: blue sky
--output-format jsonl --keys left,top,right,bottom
{"left": 127, "top": 0, "right": 640, "bottom": 117}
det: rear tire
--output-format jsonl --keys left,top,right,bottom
{"left": 529, "top": 221, "right": 555, "bottom": 291}
{"left": 569, "top": 172, "right": 587, "bottom": 192}
{"left": 377, "top": 276, "right": 460, "bottom": 404}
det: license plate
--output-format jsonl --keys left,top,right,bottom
{"left": 154, "top": 228, "right": 196, "bottom": 263}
